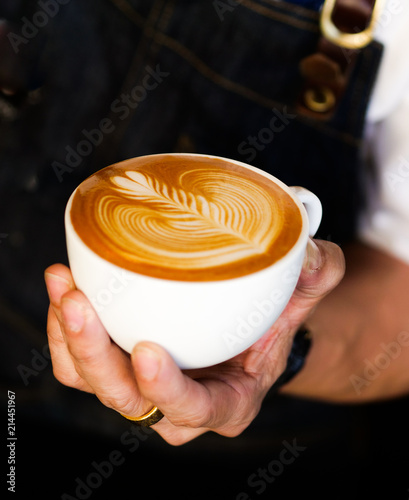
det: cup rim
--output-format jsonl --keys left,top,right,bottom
{"left": 65, "top": 153, "right": 311, "bottom": 283}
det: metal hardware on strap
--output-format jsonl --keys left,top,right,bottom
{"left": 320, "top": 0, "right": 385, "bottom": 49}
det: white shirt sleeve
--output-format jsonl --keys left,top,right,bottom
{"left": 358, "top": 0, "right": 409, "bottom": 264}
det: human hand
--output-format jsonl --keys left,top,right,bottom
{"left": 45, "top": 239, "right": 344, "bottom": 445}
{"left": 282, "top": 242, "right": 409, "bottom": 402}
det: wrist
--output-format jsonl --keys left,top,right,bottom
{"left": 270, "top": 328, "right": 312, "bottom": 393}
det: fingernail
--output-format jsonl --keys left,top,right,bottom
{"left": 61, "top": 297, "right": 85, "bottom": 333}
{"left": 303, "top": 239, "right": 323, "bottom": 272}
{"left": 133, "top": 345, "right": 160, "bottom": 382}
{"left": 44, "top": 272, "right": 73, "bottom": 303}
{"left": 44, "top": 272, "right": 71, "bottom": 286}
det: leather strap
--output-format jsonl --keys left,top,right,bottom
{"left": 270, "top": 328, "right": 312, "bottom": 392}
{"left": 298, "top": 0, "right": 377, "bottom": 118}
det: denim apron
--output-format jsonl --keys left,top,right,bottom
{"left": 0, "top": 0, "right": 382, "bottom": 428}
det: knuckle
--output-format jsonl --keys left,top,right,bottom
{"left": 96, "top": 395, "right": 118, "bottom": 412}
{"left": 272, "top": 357, "right": 289, "bottom": 384}
{"left": 52, "top": 365, "right": 83, "bottom": 390}
{"left": 219, "top": 426, "right": 246, "bottom": 438}
{"left": 169, "top": 412, "right": 207, "bottom": 429}
{"left": 159, "top": 428, "right": 206, "bottom": 447}
{"left": 71, "top": 349, "right": 96, "bottom": 365}
{"left": 67, "top": 342, "right": 100, "bottom": 366}
{"left": 164, "top": 434, "right": 191, "bottom": 447}
{"left": 164, "top": 395, "right": 213, "bottom": 430}
{"left": 104, "top": 396, "right": 142, "bottom": 416}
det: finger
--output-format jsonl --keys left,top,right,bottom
{"left": 44, "top": 264, "right": 76, "bottom": 321}
{"left": 284, "top": 239, "right": 345, "bottom": 329}
{"left": 131, "top": 343, "right": 214, "bottom": 427}
{"left": 47, "top": 305, "right": 94, "bottom": 393}
{"left": 297, "top": 239, "right": 345, "bottom": 300}
{"left": 60, "top": 290, "right": 145, "bottom": 416}
{"left": 44, "top": 264, "right": 75, "bottom": 347}
{"left": 44, "top": 266, "right": 93, "bottom": 391}
{"left": 244, "top": 239, "right": 345, "bottom": 374}
{"left": 131, "top": 342, "right": 252, "bottom": 435}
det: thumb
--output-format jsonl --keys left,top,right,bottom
{"left": 284, "top": 239, "right": 345, "bottom": 326}
{"left": 131, "top": 342, "right": 215, "bottom": 429}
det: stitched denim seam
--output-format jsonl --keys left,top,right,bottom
{"left": 240, "top": 0, "right": 319, "bottom": 32}
{"left": 259, "top": 0, "right": 320, "bottom": 19}
{"left": 158, "top": 30, "right": 361, "bottom": 147}
{"left": 109, "top": 0, "right": 368, "bottom": 147}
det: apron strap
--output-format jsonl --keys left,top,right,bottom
{"left": 298, "top": 0, "right": 382, "bottom": 118}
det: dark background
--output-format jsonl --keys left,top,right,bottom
{"left": 2, "top": 1, "right": 409, "bottom": 498}
{"left": 7, "top": 365, "right": 409, "bottom": 499}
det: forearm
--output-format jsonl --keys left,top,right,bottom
{"left": 281, "top": 242, "right": 409, "bottom": 403}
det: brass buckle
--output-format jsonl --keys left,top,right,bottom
{"left": 320, "top": 0, "right": 386, "bottom": 49}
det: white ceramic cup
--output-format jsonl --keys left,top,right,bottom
{"left": 65, "top": 154, "right": 322, "bottom": 369}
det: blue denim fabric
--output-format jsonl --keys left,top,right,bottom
{"left": 0, "top": 0, "right": 382, "bottom": 322}
{"left": 286, "top": 0, "right": 324, "bottom": 9}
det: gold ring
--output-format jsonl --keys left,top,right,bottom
{"left": 121, "top": 406, "right": 164, "bottom": 427}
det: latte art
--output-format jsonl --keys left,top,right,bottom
{"left": 70, "top": 155, "right": 302, "bottom": 280}
{"left": 109, "top": 170, "right": 281, "bottom": 264}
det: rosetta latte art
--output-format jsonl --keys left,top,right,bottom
{"left": 71, "top": 156, "right": 302, "bottom": 280}
{"left": 105, "top": 168, "right": 281, "bottom": 267}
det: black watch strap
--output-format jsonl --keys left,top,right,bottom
{"left": 271, "top": 328, "right": 312, "bottom": 392}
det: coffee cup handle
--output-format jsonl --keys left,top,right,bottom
{"left": 290, "top": 186, "right": 322, "bottom": 237}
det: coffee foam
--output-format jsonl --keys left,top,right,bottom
{"left": 70, "top": 155, "right": 302, "bottom": 281}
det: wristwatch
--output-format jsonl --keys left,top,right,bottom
{"left": 271, "top": 328, "right": 312, "bottom": 392}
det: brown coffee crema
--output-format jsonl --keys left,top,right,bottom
{"left": 70, "top": 155, "right": 302, "bottom": 281}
